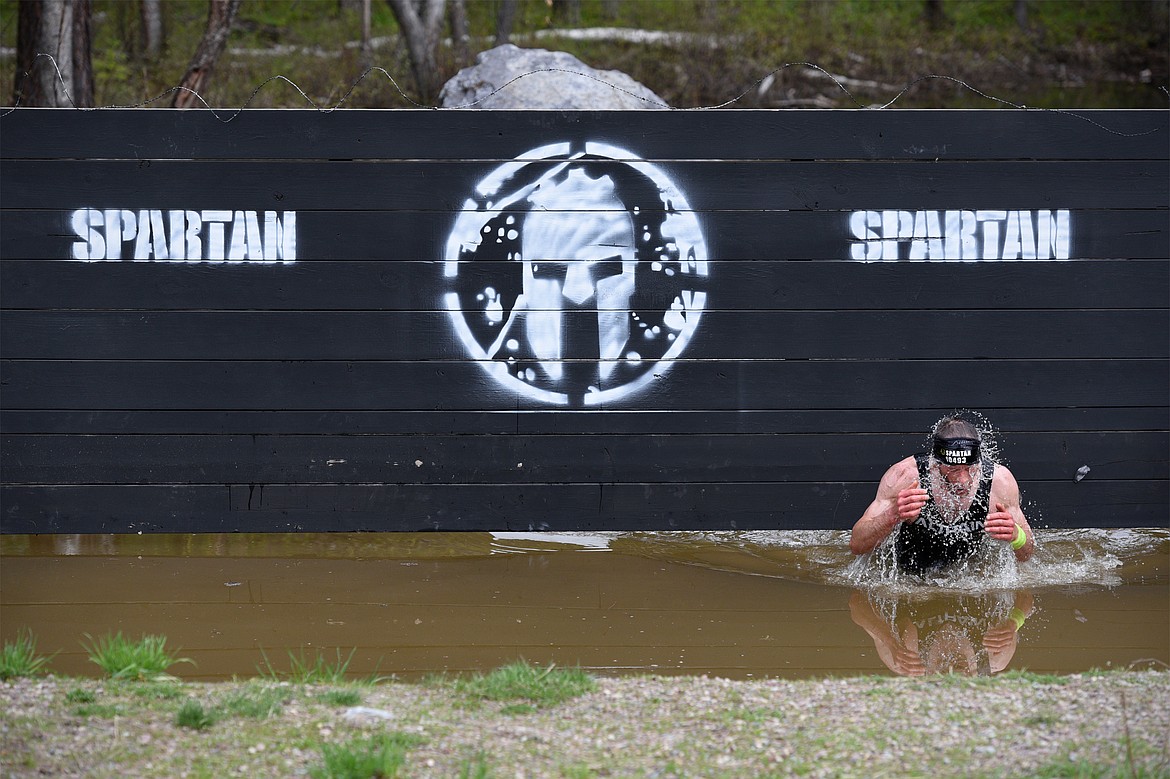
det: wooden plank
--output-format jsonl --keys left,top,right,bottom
{"left": 2, "top": 359, "right": 1165, "bottom": 410}
{"left": 3, "top": 109, "right": 1166, "bottom": 161}
{"left": 4, "top": 260, "right": 1166, "bottom": 312}
{"left": 4, "top": 208, "right": 1166, "bottom": 262}
{"left": 2, "top": 480, "right": 1164, "bottom": 533}
{"left": 5, "top": 159, "right": 1165, "bottom": 211}
{"left": 3, "top": 432, "right": 1164, "bottom": 484}
{"left": 2, "top": 407, "right": 1166, "bottom": 436}
{"left": 4, "top": 309, "right": 1164, "bottom": 360}
{"left": 1, "top": 109, "right": 1165, "bottom": 536}
{"left": 0, "top": 530, "right": 499, "bottom": 560}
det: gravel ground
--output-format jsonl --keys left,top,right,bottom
{"left": 2, "top": 671, "right": 1168, "bottom": 778}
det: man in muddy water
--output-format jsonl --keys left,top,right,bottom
{"left": 850, "top": 417, "right": 1035, "bottom": 574}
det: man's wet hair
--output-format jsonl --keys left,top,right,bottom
{"left": 933, "top": 417, "right": 980, "bottom": 441}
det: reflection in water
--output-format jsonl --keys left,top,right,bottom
{"left": 0, "top": 529, "right": 1166, "bottom": 680}
{"left": 848, "top": 589, "right": 1034, "bottom": 676}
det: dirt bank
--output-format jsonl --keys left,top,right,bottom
{"left": 3, "top": 670, "right": 1167, "bottom": 777}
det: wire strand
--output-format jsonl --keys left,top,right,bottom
{"left": 2, "top": 52, "right": 1164, "bottom": 138}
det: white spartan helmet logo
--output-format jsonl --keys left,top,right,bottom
{"left": 443, "top": 142, "right": 709, "bottom": 406}
{"left": 520, "top": 170, "right": 636, "bottom": 383}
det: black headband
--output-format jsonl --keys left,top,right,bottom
{"left": 932, "top": 436, "right": 981, "bottom": 466}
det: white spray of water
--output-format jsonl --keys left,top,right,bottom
{"left": 573, "top": 527, "right": 1165, "bottom": 592}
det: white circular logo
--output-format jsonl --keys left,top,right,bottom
{"left": 443, "top": 142, "right": 708, "bottom": 407}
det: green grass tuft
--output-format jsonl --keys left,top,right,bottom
{"left": 309, "top": 732, "right": 424, "bottom": 779}
{"left": 0, "top": 629, "right": 56, "bottom": 680}
{"left": 132, "top": 680, "right": 185, "bottom": 700}
{"left": 317, "top": 688, "right": 363, "bottom": 707}
{"left": 219, "top": 682, "right": 293, "bottom": 719}
{"left": 452, "top": 661, "right": 596, "bottom": 708}
{"left": 81, "top": 632, "right": 193, "bottom": 680}
{"left": 175, "top": 699, "right": 217, "bottom": 730}
{"left": 257, "top": 646, "right": 362, "bottom": 684}
{"left": 72, "top": 702, "right": 125, "bottom": 718}
{"left": 459, "top": 751, "right": 492, "bottom": 778}
{"left": 1029, "top": 756, "right": 1166, "bottom": 778}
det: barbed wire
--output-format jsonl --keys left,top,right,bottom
{"left": 2, "top": 51, "right": 1165, "bottom": 137}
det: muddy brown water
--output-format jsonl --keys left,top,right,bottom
{"left": 1, "top": 530, "right": 1166, "bottom": 681}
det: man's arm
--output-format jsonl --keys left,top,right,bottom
{"left": 982, "top": 591, "right": 1034, "bottom": 673}
{"left": 848, "top": 590, "right": 925, "bottom": 676}
{"left": 850, "top": 457, "right": 924, "bottom": 555}
{"left": 985, "top": 465, "right": 1034, "bottom": 562}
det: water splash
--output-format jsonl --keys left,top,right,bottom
{"left": 548, "top": 527, "right": 1167, "bottom": 593}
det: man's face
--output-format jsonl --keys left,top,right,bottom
{"left": 932, "top": 462, "right": 982, "bottom": 518}
{"left": 937, "top": 462, "right": 976, "bottom": 495}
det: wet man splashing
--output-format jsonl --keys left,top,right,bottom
{"left": 850, "top": 415, "right": 1035, "bottom": 574}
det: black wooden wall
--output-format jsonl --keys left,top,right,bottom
{"left": 1, "top": 109, "right": 1166, "bottom": 533}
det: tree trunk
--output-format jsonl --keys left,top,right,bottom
{"left": 14, "top": 0, "right": 92, "bottom": 107}
{"left": 449, "top": 0, "right": 470, "bottom": 66}
{"left": 71, "top": 0, "right": 93, "bottom": 107}
{"left": 385, "top": 0, "right": 446, "bottom": 102}
{"left": 1014, "top": 0, "right": 1029, "bottom": 32}
{"left": 923, "top": 0, "right": 947, "bottom": 31}
{"left": 172, "top": 0, "right": 241, "bottom": 108}
{"left": 602, "top": 0, "right": 620, "bottom": 21}
{"left": 361, "top": 0, "right": 372, "bottom": 68}
{"left": 495, "top": 0, "right": 517, "bottom": 45}
{"left": 140, "top": 0, "right": 164, "bottom": 59}
{"left": 552, "top": 0, "right": 581, "bottom": 24}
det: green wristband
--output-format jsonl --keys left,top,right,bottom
{"left": 1009, "top": 607, "right": 1028, "bottom": 631}
{"left": 1010, "top": 524, "right": 1028, "bottom": 550}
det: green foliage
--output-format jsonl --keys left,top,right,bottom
{"left": 132, "top": 680, "right": 185, "bottom": 700}
{"left": 64, "top": 688, "right": 96, "bottom": 704}
{"left": 81, "top": 632, "right": 193, "bottom": 680}
{"left": 257, "top": 646, "right": 359, "bottom": 684}
{"left": 219, "top": 682, "right": 293, "bottom": 719}
{"left": 1024, "top": 709, "right": 1063, "bottom": 727}
{"left": 308, "top": 732, "right": 424, "bottom": 779}
{"left": 1028, "top": 756, "right": 1169, "bottom": 778}
{"left": 452, "top": 662, "right": 596, "bottom": 708}
{"left": 459, "top": 752, "right": 493, "bottom": 779}
{"left": 0, "top": 629, "right": 55, "bottom": 680}
{"left": 558, "top": 765, "right": 597, "bottom": 779}
{"left": 317, "top": 688, "right": 363, "bottom": 707}
{"left": 72, "top": 702, "right": 126, "bottom": 718}
{"left": 1, "top": 0, "right": 1162, "bottom": 110}
{"left": 176, "top": 699, "right": 217, "bottom": 730}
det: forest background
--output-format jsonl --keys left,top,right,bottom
{"left": 1, "top": 0, "right": 1167, "bottom": 112}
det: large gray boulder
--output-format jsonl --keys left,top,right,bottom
{"left": 438, "top": 44, "right": 668, "bottom": 109}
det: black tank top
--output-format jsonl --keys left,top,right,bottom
{"left": 895, "top": 454, "right": 995, "bottom": 574}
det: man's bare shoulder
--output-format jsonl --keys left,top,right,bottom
{"left": 991, "top": 464, "right": 1022, "bottom": 501}
{"left": 877, "top": 456, "right": 919, "bottom": 496}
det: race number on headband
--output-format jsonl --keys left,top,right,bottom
{"left": 933, "top": 437, "right": 981, "bottom": 466}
